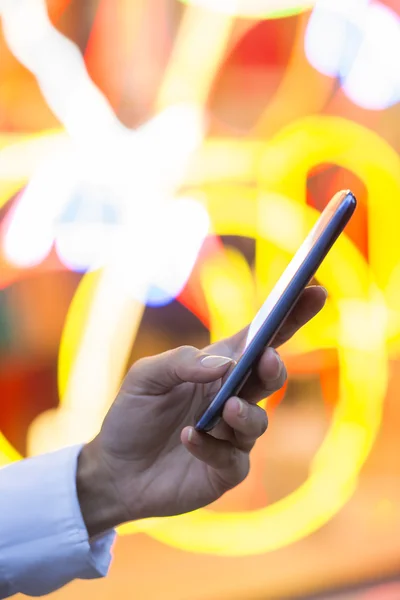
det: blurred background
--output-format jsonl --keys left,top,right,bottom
{"left": 1, "top": 0, "right": 400, "bottom": 598}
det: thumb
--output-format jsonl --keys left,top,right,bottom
{"left": 122, "top": 346, "right": 235, "bottom": 395}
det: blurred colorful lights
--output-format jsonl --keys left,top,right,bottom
{"left": 305, "top": 0, "right": 400, "bottom": 110}
{"left": 0, "top": 0, "right": 398, "bottom": 561}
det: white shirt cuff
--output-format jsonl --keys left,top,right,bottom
{"left": 0, "top": 445, "right": 116, "bottom": 597}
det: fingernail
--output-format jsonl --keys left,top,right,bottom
{"left": 321, "top": 286, "right": 328, "bottom": 299}
{"left": 270, "top": 349, "right": 283, "bottom": 380}
{"left": 187, "top": 427, "right": 198, "bottom": 445}
{"left": 201, "top": 355, "right": 233, "bottom": 368}
{"left": 235, "top": 397, "right": 246, "bottom": 418}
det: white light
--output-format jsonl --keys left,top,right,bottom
{"left": 0, "top": 0, "right": 121, "bottom": 143}
{"left": 3, "top": 200, "right": 54, "bottom": 268}
{"left": 147, "top": 197, "right": 210, "bottom": 304}
{"left": 55, "top": 193, "right": 121, "bottom": 272}
{"left": 55, "top": 223, "right": 120, "bottom": 273}
{"left": 305, "top": 0, "right": 400, "bottom": 110}
{"left": 3, "top": 154, "right": 75, "bottom": 267}
{"left": 132, "top": 104, "right": 204, "bottom": 193}
{"left": 343, "top": 3, "right": 400, "bottom": 110}
{"left": 0, "top": 0, "right": 206, "bottom": 302}
{"left": 2, "top": 104, "right": 204, "bottom": 276}
{"left": 109, "top": 197, "right": 209, "bottom": 304}
{"left": 305, "top": 0, "right": 369, "bottom": 78}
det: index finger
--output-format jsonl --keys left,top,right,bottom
{"left": 270, "top": 285, "right": 327, "bottom": 347}
{"left": 207, "top": 285, "right": 327, "bottom": 361}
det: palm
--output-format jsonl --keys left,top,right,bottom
{"left": 100, "top": 365, "right": 236, "bottom": 519}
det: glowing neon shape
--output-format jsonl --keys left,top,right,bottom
{"left": 343, "top": 2, "right": 400, "bottom": 110}
{"left": 305, "top": 0, "right": 400, "bottom": 110}
{"left": 145, "top": 198, "right": 210, "bottom": 306}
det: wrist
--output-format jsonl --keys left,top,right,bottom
{"left": 76, "top": 439, "right": 129, "bottom": 538}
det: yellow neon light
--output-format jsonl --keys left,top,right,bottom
{"left": 200, "top": 246, "right": 257, "bottom": 342}
{"left": 155, "top": 4, "right": 233, "bottom": 109}
{"left": 0, "top": 0, "right": 395, "bottom": 556}
{"left": 27, "top": 268, "right": 146, "bottom": 454}
{"left": 257, "top": 116, "right": 400, "bottom": 296}
{"left": 0, "top": 111, "right": 394, "bottom": 554}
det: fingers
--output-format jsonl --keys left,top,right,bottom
{"left": 222, "top": 397, "right": 268, "bottom": 452}
{"left": 207, "top": 286, "right": 326, "bottom": 404}
{"left": 123, "top": 346, "right": 236, "bottom": 395}
{"left": 181, "top": 397, "right": 268, "bottom": 480}
{"left": 207, "top": 285, "right": 327, "bottom": 360}
{"left": 181, "top": 426, "right": 250, "bottom": 486}
{"left": 271, "top": 285, "right": 327, "bottom": 348}
{"left": 240, "top": 346, "right": 287, "bottom": 403}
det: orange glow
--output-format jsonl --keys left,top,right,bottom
{"left": 1, "top": 0, "right": 400, "bottom": 597}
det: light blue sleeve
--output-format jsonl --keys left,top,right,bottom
{"left": 0, "top": 445, "right": 116, "bottom": 598}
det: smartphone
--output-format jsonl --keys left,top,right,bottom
{"left": 195, "top": 189, "right": 356, "bottom": 432}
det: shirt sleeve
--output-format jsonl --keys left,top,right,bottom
{"left": 0, "top": 445, "right": 116, "bottom": 598}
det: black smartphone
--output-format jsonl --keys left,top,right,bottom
{"left": 195, "top": 189, "right": 356, "bottom": 432}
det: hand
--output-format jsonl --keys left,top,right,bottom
{"left": 77, "top": 286, "right": 327, "bottom": 537}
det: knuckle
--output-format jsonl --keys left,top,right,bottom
{"left": 260, "top": 411, "right": 269, "bottom": 434}
{"left": 238, "top": 456, "right": 250, "bottom": 483}
{"left": 250, "top": 405, "right": 268, "bottom": 435}
{"left": 128, "top": 355, "right": 151, "bottom": 375}
{"left": 227, "top": 446, "right": 241, "bottom": 469}
{"left": 268, "top": 362, "right": 287, "bottom": 392}
{"left": 228, "top": 448, "right": 249, "bottom": 482}
{"left": 174, "top": 345, "right": 199, "bottom": 360}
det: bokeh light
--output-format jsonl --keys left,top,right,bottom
{"left": 1, "top": 0, "right": 400, "bottom": 598}
{"left": 305, "top": 0, "right": 400, "bottom": 110}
